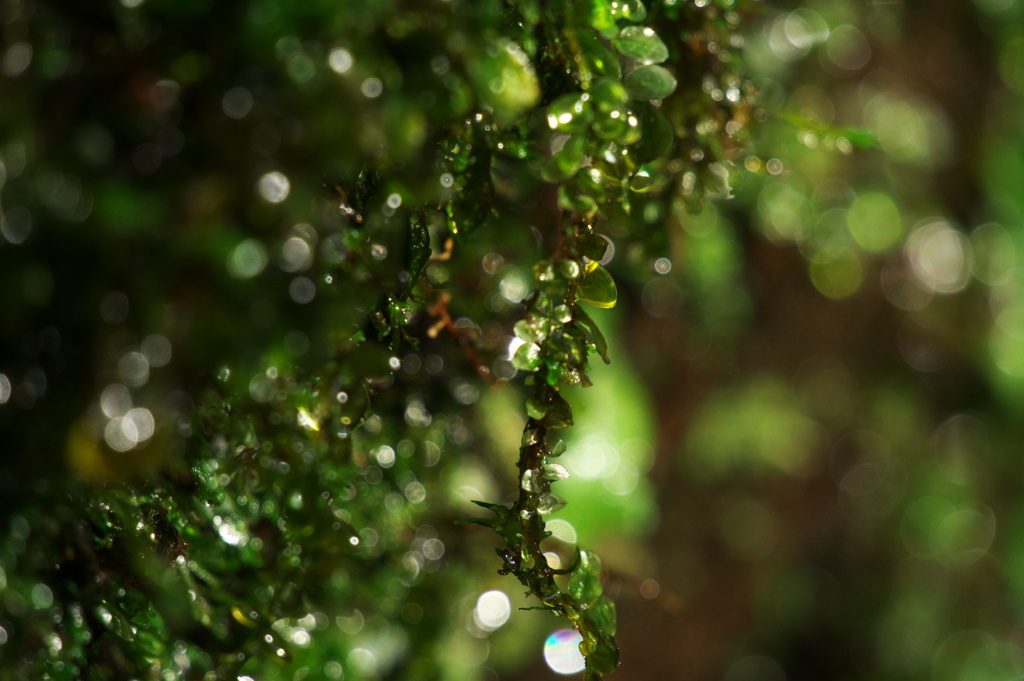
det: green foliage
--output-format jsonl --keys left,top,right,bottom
{"left": 0, "top": 0, "right": 755, "bottom": 678}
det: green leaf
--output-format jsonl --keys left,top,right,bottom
{"left": 514, "top": 319, "right": 543, "bottom": 343}
{"left": 589, "top": 78, "right": 629, "bottom": 112}
{"left": 567, "top": 549, "right": 604, "bottom": 606}
{"left": 578, "top": 29, "right": 622, "bottom": 78}
{"left": 609, "top": 0, "right": 646, "bottom": 22}
{"left": 547, "top": 93, "right": 593, "bottom": 133}
{"left": 612, "top": 26, "right": 669, "bottom": 65}
{"left": 456, "top": 516, "right": 500, "bottom": 529}
{"left": 541, "top": 390, "right": 574, "bottom": 429}
{"left": 470, "top": 500, "right": 512, "bottom": 520}
{"left": 588, "top": 596, "right": 617, "bottom": 636}
{"left": 582, "top": 626, "right": 619, "bottom": 675}
{"left": 404, "top": 213, "right": 431, "bottom": 293}
{"left": 542, "top": 134, "right": 588, "bottom": 182}
{"left": 512, "top": 341, "right": 543, "bottom": 370}
{"left": 573, "top": 304, "right": 610, "bottom": 364}
{"left": 624, "top": 65, "right": 677, "bottom": 100}
{"left": 577, "top": 262, "right": 618, "bottom": 309}
{"left": 633, "top": 101, "right": 674, "bottom": 163}
{"left": 588, "top": 0, "right": 619, "bottom": 39}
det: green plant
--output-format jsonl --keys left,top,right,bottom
{"left": 0, "top": 1, "right": 756, "bottom": 678}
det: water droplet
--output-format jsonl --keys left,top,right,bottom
{"left": 371, "top": 244, "right": 388, "bottom": 261}
{"left": 521, "top": 468, "right": 542, "bottom": 493}
{"left": 541, "top": 464, "right": 570, "bottom": 482}
{"left": 536, "top": 493, "right": 567, "bottom": 515}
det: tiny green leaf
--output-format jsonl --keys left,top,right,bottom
{"left": 588, "top": 596, "right": 617, "bottom": 636}
{"left": 547, "top": 93, "right": 593, "bottom": 133}
{"left": 589, "top": 78, "right": 630, "bottom": 112}
{"left": 583, "top": 626, "right": 619, "bottom": 675}
{"left": 579, "top": 31, "right": 622, "bottom": 78}
{"left": 589, "top": 0, "right": 619, "bottom": 39}
{"left": 542, "top": 134, "right": 588, "bottom": 182}
{"left": 612, "top": 26, "right": 669, "bottom": 65}
{"left": 633, "top": 101, "right": 674, "bottom": 162}
{"left": 512, "top": 342, "right": 543, "bottom": 371}
{"left": 573, "top": 304, "right": 610, "bottom": 364}
{"left": 609, "top": 0, "right": 647, "bottom": 22}
{"left": 471, "top": 500, "right": 511, "bottom": 519}
{"left": 577, "top": 262, "right": 618, "bottom": 309}
{"left": 624, "top": 65, "right": 677, "bottom": 100}
{"left": 567, "top": 549, "right": 604, "bottom": 605}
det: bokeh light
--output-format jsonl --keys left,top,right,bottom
{"left": 473, "top": 590, "right": 511, "bottom": 632}
{"left": 543, "top": 629, "right": 585, "bottom": 675}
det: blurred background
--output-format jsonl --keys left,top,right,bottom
{"left": 4, "top": 0, "right": 1024, "bottom": 680}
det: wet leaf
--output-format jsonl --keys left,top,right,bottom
{"left": 609, "top": 0, "right": 646, "bottom": 22}
{"left": 404, "top": 213, "right": 431, "bottom": 295}
{"left": 578, "top": 31, "right": 622, "bottom": 78}
{"left": 537, "top": 492, "right": 567, "bottom": 514}
{"left": 515, "top": 319, "right": 543, "bottom": 343}
{"left": 541, "top": 390, "right": 574, "bottom": 428}
{"left": 542, "top": 134, "right": 589, "bottom": 182}
{"left": 592, "top": 115, "right": 629, "bottom": 142}
{"left": 547, "top": 93, "right": 594, "bottom": 133}
{"left": 588, "top": 0, "right": 620, "bottom": 40}
{"left": 567, "top": 549, "right": 603, "bottom": 605}
{"left": 471, "top": 499, "right": 512, "bottom": 520}
{"left": 588, "top": 596, "right": 617, "bottom": 636}
{"left": 582, "top": 626, "right": 619, "bottom": 675}
{"left": 577, "top": 262, "right": 618, "bottom": 309}
{"left": 513, "top": 342, "right": 543, "bottom": 371}
{"left": 612, "top": 26, "right": 669, "bottom": 65}
{"left": 624, "top": 65, "right": 677, "bottom": 100}
{"left": 573, "top": 304, "right": 610, "bottom": 364}
{"left": 633, "top": 101, "right": 674, "bottom": 162}
{"left": 630, "top": 164, "right": 668, "bottom": 193}
{"left": 590, "top": 78, "right": 629, "bottom": 112}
